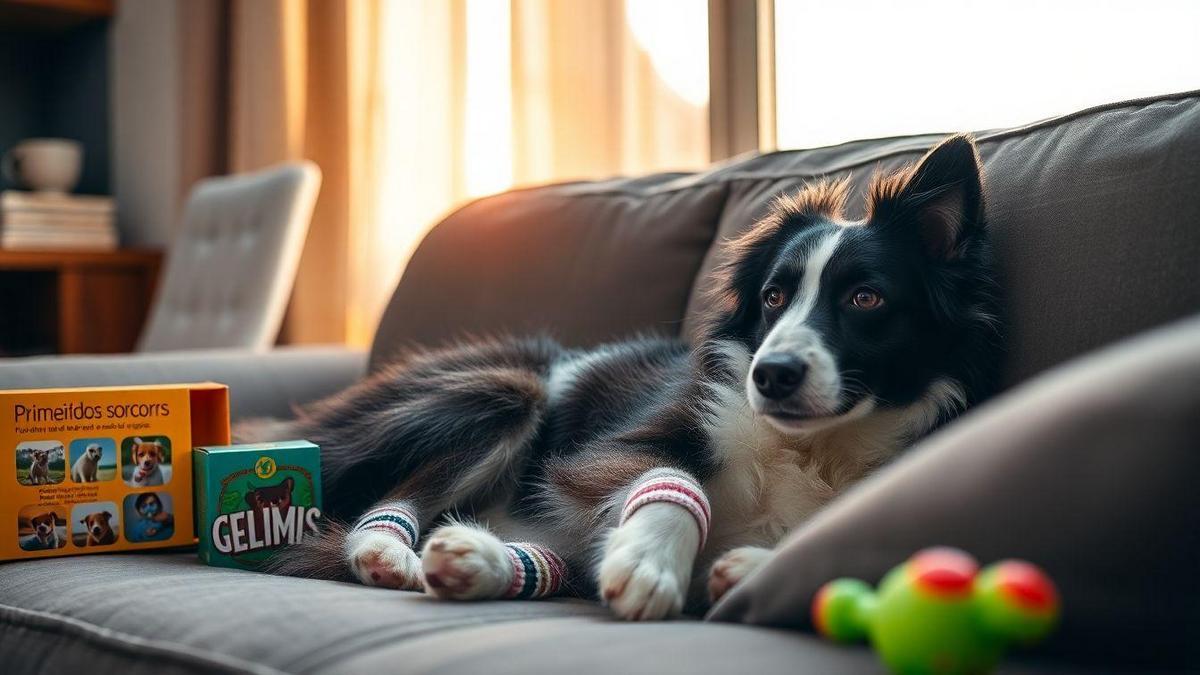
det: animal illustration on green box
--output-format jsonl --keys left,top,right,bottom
{"left": 194, "top": 440, "right": 323, "bottom": 569}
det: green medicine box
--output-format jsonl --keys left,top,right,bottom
{"left": 193, "top": 440, "right": 322, "bottom": 569}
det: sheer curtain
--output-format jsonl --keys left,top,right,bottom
{"left": 350, "top": 0, "right": 711, "bottom": 345}
{"left": 177, "top": 0, "right": 379, "bottom": 345}
{"left": 176, "top": 0, "right": 711, "bottom": 346}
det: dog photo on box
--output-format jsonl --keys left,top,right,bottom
{"left": 14, "top": 441, "right": 65, "bottom": 486}
{"left": 17, "top": 505, "right": 67, "bottom": 551}
{"left": 120, "top": 435, "right": 172, "bottom": 487}
{"left": 71, "top": 501, "right": 119, "bottom": 547}
{"left": 68, "top": 437, "right": 117, "bottom": 483}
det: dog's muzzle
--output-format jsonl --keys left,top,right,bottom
{"left": 751, "top": 353, "right": 808, "bottom": 400}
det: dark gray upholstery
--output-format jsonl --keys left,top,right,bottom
{"left": 2, "top": 91, "right": 1197, "bottom": 673}
{"left": 0, "top": 554, "right": 1090, "bottom": 674}
{"left": 0, "top": 347, "right": 365, "bottom": 420}
{"left": 369, "top": 177, "right": 728, "bottom": 369}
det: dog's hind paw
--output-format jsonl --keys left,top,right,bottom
{"left": 346, "top": 530, "right": 423, "bottom": 590}
{"left": 421, "top": 524, "right": 512, "bottom": 600}
{"left": 708, "top": 546, "right": 772, "bottom": 603}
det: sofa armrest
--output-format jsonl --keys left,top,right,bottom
{"left": 0, "top": 346, "right": 366, "bottom": 421}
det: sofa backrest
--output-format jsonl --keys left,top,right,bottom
{"left": 371, "top": 91, "right": 1200, "bottom": 389}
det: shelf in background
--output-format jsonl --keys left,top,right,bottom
{"left": 0, "top": 0, "right": 113, "bottom": 32}
{"left": 0, "top": 248, "right": 162, "bottom": 355}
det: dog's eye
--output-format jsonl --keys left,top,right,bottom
{"left": 762, "top": 286, "right": 787, "bottom": 310}
{"left": 850, "top": 287, "right": 884, "bottom": 310}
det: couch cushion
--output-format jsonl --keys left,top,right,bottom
{"left": 369, "top": 175, "right": 727, "bottom": 370}
{"left": 683, "top": 91, "right": 1200, "bottom": 387}
{"left": 0, "top": 346, "right": 366, "bottom": 421}
{"left": 0, "top": 552, "right": 1086, "bottom": 674}
{"left": 373, "top": 92, "right": 1200, "bottom": 387}
{"left": 708, "top": 314, "right": 1200, "bottom": 670}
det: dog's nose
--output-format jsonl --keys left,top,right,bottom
{"left": 752, "top": 355, "right": 808, "bottom": 400}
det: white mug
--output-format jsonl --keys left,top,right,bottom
{"left": 2, "top": 138, "right": 83, "bottom": 193}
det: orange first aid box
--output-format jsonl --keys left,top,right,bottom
{"left": 1, "top": 383, "right": 229, "bottom": 560}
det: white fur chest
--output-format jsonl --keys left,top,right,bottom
{"left": 699, "top": 373, "right": 842, "bottom": 553}
{"left": 696, "top": 341, "right": 964, "bottom": 556}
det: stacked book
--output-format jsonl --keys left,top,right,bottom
{"left": 0, "top": 191, "right": 117, "bottom": 251}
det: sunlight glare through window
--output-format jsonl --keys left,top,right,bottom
{"left": 464, "top": 0, "right": 514, "bottom": 196}
{"left": 774, "top": 0, "right": 1200, "bottom": 149}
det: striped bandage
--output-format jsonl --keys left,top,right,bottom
{"left": 619, "top": 468, "right": 711, "bottom": 551}
{"left": 352, "top": 502, "right": 419, "bottom": 549}
{"left": 504, "top": 543, "right": 567, "bottom": 599}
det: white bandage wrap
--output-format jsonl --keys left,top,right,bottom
{"left": 352, "top": 501, "right": 419, "bottom": 549}
{"left": 619, "top": 468, "right": 710, "bottom": 551}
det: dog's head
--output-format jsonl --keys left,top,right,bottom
{"left": 131, "top": 438, "right": 164, "bottom": 472}
{"left": 84, "top": 443, "right": 102, "bottom": 462}
{"left": 81, "top": 511, "right": 113, "bottom": 539}
{"left": 31, "top": 512, "right": 56, "bottom": 537}
{"left": 709, "top": 135, "right": 1000, "bottom": 434}
{"left": 245, "top": 477, "right": 294, "bottom": 512}
{"left": 31, "top": 449, "right": 48, "bottom": 466}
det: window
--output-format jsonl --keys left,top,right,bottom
{"left": 772, "top": 0, "right": 1200, "bottom": 149}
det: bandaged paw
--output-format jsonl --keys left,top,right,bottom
{"left": 351, "top": 502, "right": 419, "bottom": 549}
{"left": 346, "top": 501, "right": 423, "bottom": 590}
{"left": 619, "top": 468, "right": 711, "bottom": 552}
{"left": 421, "top": 524, "right": 515, "bottom": 600}
{"left": 346, "top": 529, "right": 423, "bottom": 590}
{"left": 503, "top": 542, "right": 567, "bottom": 599}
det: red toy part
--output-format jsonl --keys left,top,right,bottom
{"left": 990, "top": 560, "right": 1059, "bottom": 613}
{"left": 907, "top": 546, "right": 979, "bottom": 599}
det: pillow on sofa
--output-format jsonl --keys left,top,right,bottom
{"left": 707, "top": 314, "right": 1200, "bottom": 670}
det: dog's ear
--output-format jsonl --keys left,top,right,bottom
{"left": 282, "top": 477, "right": 294, "bottom": 493}
{"left": 133, "top": 437, "right": 143, "bottom": 445}
{"left": 868, "top": 134, "right": 985, "bottom": 260}
{"left": 103, "top": 511, "right": 112, "bottom": 521}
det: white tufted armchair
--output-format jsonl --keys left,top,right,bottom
{"left": 138, "top": 162, "right": 322, "bottom": 352}
{"left": 0, "top": 161, "right": 367, "bottom": 421}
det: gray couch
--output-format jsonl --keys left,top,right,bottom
{"left": 2, "top": 90, "right": 1198, "bottom": 674}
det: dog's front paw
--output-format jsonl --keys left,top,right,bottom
{"left": 708, "top": 546, "right": 773, "bottom": 603}
{"left": 598, "top": 502, "right": 699, "bottom": 621}
{"left": 346, "top": 530, "right": 423, "bottom": 590}
{"left": 421, "top": 524, "right": 512, "bottom": 600}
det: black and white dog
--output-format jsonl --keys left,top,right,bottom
{"left": 251, "top": 135, "right": 1002, "bottom": 620}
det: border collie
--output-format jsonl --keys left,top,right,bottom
{"left": 249, "top": 135, "right": 1002, "bottom": 620}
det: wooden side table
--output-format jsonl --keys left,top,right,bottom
{"left": 0, "top": 249, "right": 162, "bottom": 355}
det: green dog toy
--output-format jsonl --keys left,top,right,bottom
{"left": 812, "top": 547, "right": 1060, "bottom": 674}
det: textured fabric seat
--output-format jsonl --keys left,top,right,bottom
{"left": 138, "top": 162, "right": 321, "bottom": 352}
{"left": 0, "top": 553, "right": 1084, "bottom": 674}
{"left": 1, "top": 91, "right": 1197, "bottom": 673}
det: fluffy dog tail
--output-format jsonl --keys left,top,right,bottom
{"left": 261, "top": 519, "right": 355, "bottom": 582}
{"left": 237, "top": 337, "right": 558, "bottom": 581}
